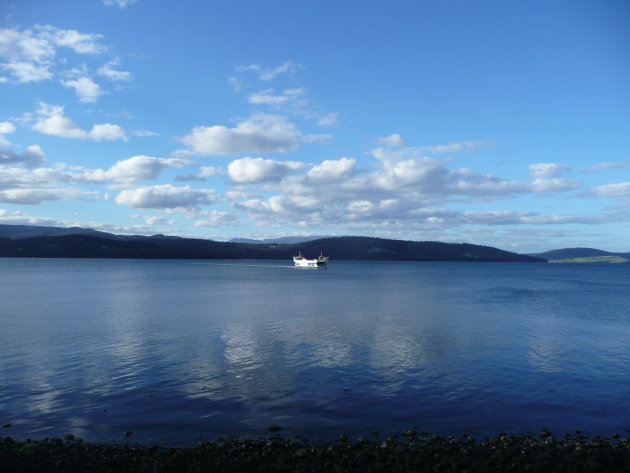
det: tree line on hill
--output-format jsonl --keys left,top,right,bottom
{"left": 0, "top": 224, "right": 545, "bottom": 262}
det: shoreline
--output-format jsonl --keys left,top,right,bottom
{"left": 2, "top": 431, "right": 629, "bottom": 473}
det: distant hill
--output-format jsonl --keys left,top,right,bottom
{"left": 229, "top": 236, "right": 330, "bottom": 244}
{"left": 528, "top": 247, "right": 630, "bottom": 263}
{"left": 0, "top": 224, "right": 113, "bottom": 239}
{"left": 0, "top": 224, "right": 544, "bottom": 262}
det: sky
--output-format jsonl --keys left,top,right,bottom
{"left": 0, "top": 0, "right": 629, "bottom": 252}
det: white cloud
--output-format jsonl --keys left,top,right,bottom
{"left": 194, "top": 210, "right": 242, "bottom": 227}
{"left": 0, "top": 188, "right": 78, "bottom": 204}
{"left": 0, "top": 145, "right": 46, "bottom": 168}
{"left": 103, "top": 0, "right": 138, "bottom": 8}
{"left": 585, "top": 161, "right": 630, "bottom": 172}
{"left": 232, "top": 137, "right": 589, "bottom": 230}
{"left": 373, "top": 156, "right": 452, "bottom": 192}
{"left": 0, "top": 165, "right": 87, "bottom": 204}
{"left": 83, "top": 155, "right": 193, "bottom": 183}
{"left": 175, "top": 166, "right": 223, "bottom": 182}
{"left": 88, "top": 123, "right": 127, "bottom": 141}
{"left": 0, "top": 121, "right": 16, "bottom": 147}
{"left": 115, "top": 184, "right": 220, "bottom": 209}
{"left": 35, "top": 25, "right": 105, "bottom": 55}
{"left": 0, "top": 122, "right": 16, "bottom": 135}
{"left": 591, "top": 182, "right": 630, "bottom": 197}
{"left": 0, "top": 27, "right": 54, "bottom": 63}
{"left": 248, "top": 88, "right": 306, "bottom": 106}
{"left": 228, "top": 157, "right": 304, "bottom": 183}
{"left": 236, "top": 61, "right": 302, "bottom": 81}
{"left": 306, "top": 158, "right": 356, "bottom": 182}
{"left": 417, "top": 140, "right": 491, "bottom": 155}
{"left": 377, "top": 134, "right": 406, "bottom": 147}
{"left": 177, "top": 114, "right": 300, "bottom": 155}
{"left": 528, "top": 163, "right": 572, "bottom": 178}
{"left": 61, "top": 76, "right": 104, "bottom": 103}
{"left": 29, "top": 102, "right": 127, "bottom": 141}
{"left": 31, "top": 103, "right": 85, "bottom": 138}
{"left": 198, "top": 166, "right": 222, "bottom": 178}
{"left": 530, "top": 178, "right": 581, "bottom": 193}
{"left": 131, "top": 214, "right": 175, "bottom": 226}
{"left": 0, "top": 26, "right": 107, "bottom": 84}
{"left": 302, "top": 134, "right": 333, "bottom": 144}
{"left": 98, "top": 59, "right": 132, "bottom": 81}
{"left": 0, "top": 209, "right": 60, "bottom": 225}
{"left": 1, "top": 61, "right": 52, "bottom": 82}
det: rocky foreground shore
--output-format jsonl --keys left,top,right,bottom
{"left": 2, "top": 430, "right": 629, "bottom": 473}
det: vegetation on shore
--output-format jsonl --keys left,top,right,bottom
{"left": 548, "top": 256, "right": 630, "bottom": 264}
{"left": 2, "top": 430, "right": 629, "bottom": 473}
{"left": 0, "top": 233, "right": 545, "bottom": 262}
{"left": 528, "top": 247, "right": 630, "bottom": 263}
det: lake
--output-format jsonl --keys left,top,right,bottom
{"left": 0, "top": 258, "right": 629, "bottom": 445}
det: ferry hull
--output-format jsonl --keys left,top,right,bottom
{"left": 293, "top": 251, "right": 328, "bottom": 268}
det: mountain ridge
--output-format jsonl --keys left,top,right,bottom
{"left": 0, "top": 224, "right": 544, "bottom": 262}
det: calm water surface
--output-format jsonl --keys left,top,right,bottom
{"left": 0, "top": 258, "right": 629, "bottom": 444}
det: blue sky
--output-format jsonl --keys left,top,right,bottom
{"left": 1, "top": 0, "right": 629, "bottom": 252}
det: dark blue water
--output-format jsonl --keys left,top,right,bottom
{"left": 0, "top": 258, "right": 629, "bottom": 444}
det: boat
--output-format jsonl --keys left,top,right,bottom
{"left": 293, "top": 251, "right": 328, "bottom": 268}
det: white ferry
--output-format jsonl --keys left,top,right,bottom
{"left": 293, "top": 251, "right": 329, "bottom": 268}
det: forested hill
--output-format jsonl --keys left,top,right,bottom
{"left": 528, "top": 247, "right": 630, "bottom": 263}
{"left": 0, "top": 229, "right": 545, "bottom": 262}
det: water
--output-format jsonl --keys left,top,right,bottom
{"left": 0, "top": 258, "right": 629, "bottom": 444}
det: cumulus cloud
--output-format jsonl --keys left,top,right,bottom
{"left": 306, "top": 158, "right": 356, "bottom": 182}
{"left": 231, "top": 138, "right": 588, "bottom": 231}
{"left": 0, "top": 145, "right": 46, "bottom": 168}
{"left": 194, "top": 210, "right": 242, "bottom": 227}
{"left": 61, "top": 76, "right": 104, "bottom": 103}
{"left": 0, "top": 164, "right": 90, "bottom": 204}
{"left": 1, "top": 61, "right": 52, "bottom": 82}
{"left": 528, "top": 163, "right": 572, "bottom": 178}
{"left": 29, "top": 102, "right": 127, "bottom": 141}
{"left": 36, "top": 25, "right": 105, "bottom": 55}
{"left": 0, "top": 122, "right": 16, "bottom": 135}
{"left": 83, "top": 155, "right": 193, "bottom": 183}
{"left": 130, "top": 214, "right": 175, "bottom": 226}
{"left": 236, "top": 60, "right": 302, "bottom": 81}
{"left": 115, "top": 184, "right": 220, "bottom": 209}
{"left": 530, "top": 178, "right": 581, "bottom": 193}
{"left": 0, "top": 121, "right": 16, "bottom": 147}
{"left": 0, "top": 25, "right": 114, "bottom": 89}
{"left": 0, "top": 188, "right": 80, "bottom": 204}
{"left": 228, "top": 157, "right": 304, "bottom": 183}
{"left": 377, "top": 134, "right": 406, "bottom": 147}
{"left": 0, "top": 27, "right": 55, "bottom": 63}
{"left": 98, "top": 59, "right": 132, "bottom": 81}
{"left": 175, "top": 166, "right": 222, "bottom": 182}
{"left": 591, "top": 182, "right": 630, "bottom": 197}
{"left": 0, "top": 209, "right": 60, "bottom": 225}
{"left": 88, "top": 123, "right": 128, "bottom": 141}
{"left": 177, "top": 114, "right": 300, "bottom": 156}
